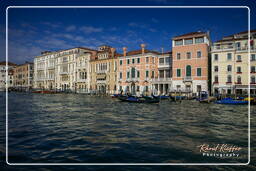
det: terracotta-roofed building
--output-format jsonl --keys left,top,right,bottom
{"left": 171, "top": 31, "right": 211, "bottom": 95}
{"left": 89, "top": 45, "right": 120, "bottom": 94}
{"left": 211, "top": 30, "right": 256, "bottom": 95}
{"left": 117, "top": 44, "right": 171, "bottom": 95}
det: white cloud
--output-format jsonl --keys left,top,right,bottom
{"left": 66, "top": 25, "right": 76, "bottom": 32}
{"left": 80, "top": 26, "right": 103, "bottom": 34}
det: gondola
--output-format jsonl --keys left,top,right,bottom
{"left": 215, "top": 98, "right": 248, "bottom": 105}
{"left": 117, "top": 95, "right": 160, "bottom": 103}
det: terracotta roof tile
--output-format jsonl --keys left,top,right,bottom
{"left": 173, "top": 31, "right": 206, "bottom": 40}
{"left": 0, "top": 61, "right": 17, "bottom": 66}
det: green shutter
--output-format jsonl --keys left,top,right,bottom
{"left": 197, "top": 68, "right": 201, "bottom": 76}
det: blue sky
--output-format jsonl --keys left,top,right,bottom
{"left": 0, "top": 0, "right": 255, "bottom": 64}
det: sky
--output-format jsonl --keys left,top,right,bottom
{"left": 0, "top": 0, "right": 255, "bottom": 64}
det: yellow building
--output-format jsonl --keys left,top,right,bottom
{"left": 211, "top": 30, "right": 256, "bottom": 95}
{"left": 90, "top": 45, "right": 121, "bottom": 94}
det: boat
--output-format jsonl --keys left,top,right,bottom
{"left": 197, "top": 91, "right": 216, "bottom": 103}
{"left": 117, "top": 95, "right": 160, "bottom": 103}
{"left": 243, "top": 97, "right": 256, "bottom": 105}
{"left": 215, "top": 97, "right": 248, "bottom": 105}
{"left": 110, "top": 94, "right": 121, "bottom": 98}
{"left": 32, "top": 90, "right": 58, "bottom": 94}
{"left": 158, "top": 95, "right": 170, "bottom": 100}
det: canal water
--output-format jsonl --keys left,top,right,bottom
{"left": 0, "top": 92, "right": 255, "bottom": 170}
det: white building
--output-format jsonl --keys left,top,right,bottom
{"left": 0, "top": 61, "right": 17, "bottom": 91}
{"left": 34, "top": 47, "right": 95, "bottom": 91}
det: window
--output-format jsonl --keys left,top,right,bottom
{"left": 251, "top": 54, "right": 256, "bottom": 61}
{"left": 187, "top": 52, "right": 191, "bottom": 59}
{"left": 146, "top": 70, "right": 149, "bottom": 78}
{"left": 214, "top": 66, "right": 218, "bottom": 72}
{"left": 197, "top": 51, "right": 201, "bottom": 58}
{"left": 132, "top": 58, "right": 135, "bottom": 64}
{"left": 197, "top": 85, "right": 201, "bottom": 92}
{"left": 237, "top": 55, "right": 242, "bottom": 61}
{"left": 237, "top": 66, "right": 242, "bottom": 73}
{"left": 177, "top": 69, "right": 181, "bottom": 77}
{"left": 165, "top": 57, "right": 170, "bottom": 64}
{"left": 137, "top": 71, "right": 140, "bottom": 78}
{"left": 251, "top": 66, "right": 256, "bottom": 73}
{"left": 195, "top": 37, "right": 204, "bottom": 44}
{"left": 131, "top": 67, "right": 136, "bottom": 78}
{"left": 214, "top": 76, "right": 218, "bottom": 83}
{"left": 186, "top": 65, "right": 192, "bottom": 77}
{"left": 227, "top": 75, "right": 232, "bottom": 83}
{"left": 146, "top": 57, "right": 149, "bottom": 63}
{"left": 137, "top": 86, "right": 140, "bottom": 91}
{"left": 237, "top": 76, "right": 241, "bottom": 84}
{"left": 197, "top": 68, "right": 202, "bottom": 76}
{"left": 120, "top": 60, "right": 122, "bottom": 65}
{"left": 119, "top": 72, "right": 122, "bottom": 79}
{"left": 176, "top": 85, "right": 181, "bottom": 90}
{"left": 227, "top": 53, "right": 232, "bottom": 60}
{"left": 177, "top": 53, "right": 181, "bottom": 60}
{"left": 159, "top": 58, "right": 165, "bottom": 64}
{"left": 175, "top": 40, "right": 183, "bottom": 46}
{"left": 227, "top": 65, "right": 232, "bottom": 72}
{"left": 127, "top": 71, "right": 130, "bottom": 78}
{"left": 184, "top": 39, "right": 193, "bottom": 45}
{"left": 251, "top": 76, "right": 256, "bottom": 83}
{"left": 119, "top": 86, "right": 122, "bottom": 91}
{"left": 127, "top": 59, "right": 130, "bottom": 64}
{"left": 236, "top": 42, "right": 241, "bottom": 49}
{"left": 137, "top": 58, "right": 140, "bottom": 63}
{"left": 151, "top": 71, "right": 154, "bottom": 78}
{"left": 214, "top": 54, "right": 218, "bottom": 61}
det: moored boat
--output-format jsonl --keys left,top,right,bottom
{"left": 215, "top": 98, "right": 248, "bottom": 105}
{"left": 117, "top": 95, "right": 160, "bottom": 103}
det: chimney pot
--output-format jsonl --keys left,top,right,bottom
{"left": 140, "top": 44, "right": 146, "bottom": 54}
{"left": 123, "top": 47, "right": 127, "bottom": 56}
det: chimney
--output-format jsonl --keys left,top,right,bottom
{"left": 110, "top": 48, "right": 116, "bottom": 58}
{"left": 141, "top": 44, "right": 146, "bottom": 54}
{"left": 123, "top": 47, "right": 127, "bottom": 57}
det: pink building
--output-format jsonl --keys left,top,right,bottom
{"left": 117, "top": 44, "right": 160, "bottom": 95}
{"left": 171, "top": 31, "right": 210, "bottom": 94}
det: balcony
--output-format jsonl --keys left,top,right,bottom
{"left": 152, "top": 77, "right": 172, "bottom": 83}
{"left": 236, "top": 60, "right": 242, "bottom": 62}
{"left": 37, "top": 67, "right": 45, "bottom": 71}
{"left": 158, "top": 63, "right": 170, "bottom": 68}
{"left": 235, "top": 82, "right": 242, "bottom": 85}
{"left": 226, "top": 81, "right": 232, "bottom": 84}
{"left": 213, "top": 81, "right": 219, "bottom": 84}
{"left": 96, "top": 79, "right": 106, "bottom": 84}
{"left": 183, "top": 76, "right": 193, "bottom": 82}
{"left": 77, "top": 78, "right": 87, "bottom": 82}
{"left": 126, "top": 77, "right": 139, "bottom": 82}
{"left": 46, "top": 77, "right": 54, "bottom": 81}
{"left": 237, "top": 72, "right": 242, "bottom": 74}
{"left": 47, "top": 65, "right": 55, "bottom": 69}
{"left": 59, "top": 71, "right": 69, "bottom": 75}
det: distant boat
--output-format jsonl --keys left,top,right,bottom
{"left": 197, "top": 91, "right": 216, "bottom": 103}
{"left": 117, "top": 95, "right": 160, "bottom": 103}
{"left": 215, "top": 98, "right": 248, "bottom": 105}
{"left": 32, "top": 90, "right": 58, "bottom": 94}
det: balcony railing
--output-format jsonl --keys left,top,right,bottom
{"left": 77, "top": 78, "right": 87, "bottom": 82}
{"left": 183, "top": 76, "right": 192, "bottom": 82}
{"left": 59, "top": 71, "right": 69, "bottom": 75}
{"left": 152, "top": 77, "right": 172, "bottom": 82}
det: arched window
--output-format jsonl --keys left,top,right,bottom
{"left": 131, "top": 67, "right": 136, "bottom": 78}
{"left": 186, "top": 65, "right": 192, "bottom": 77}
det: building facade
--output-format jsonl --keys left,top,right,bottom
{"left": 152, "top": 52, "right": 172, "bottom": 95}
{"left": 90, "top": 45, "right": 120, "bottom": 94}
{"left": 171, "top": 31, "right": 210, "bottom": 94}
{"left": 13, "top": 62, "right": 34, "bottom": 90}
{"left": 34, "top": 47, "right": 95, "bottom": 91}
{"left": 117, "top": 44, "right": 160, "bottom": 96}
{"left": 211, "top": 30, "right": 256, "bottom": 95}
{"left": 0, "top": 61, "right": 17, "bottom": 91}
